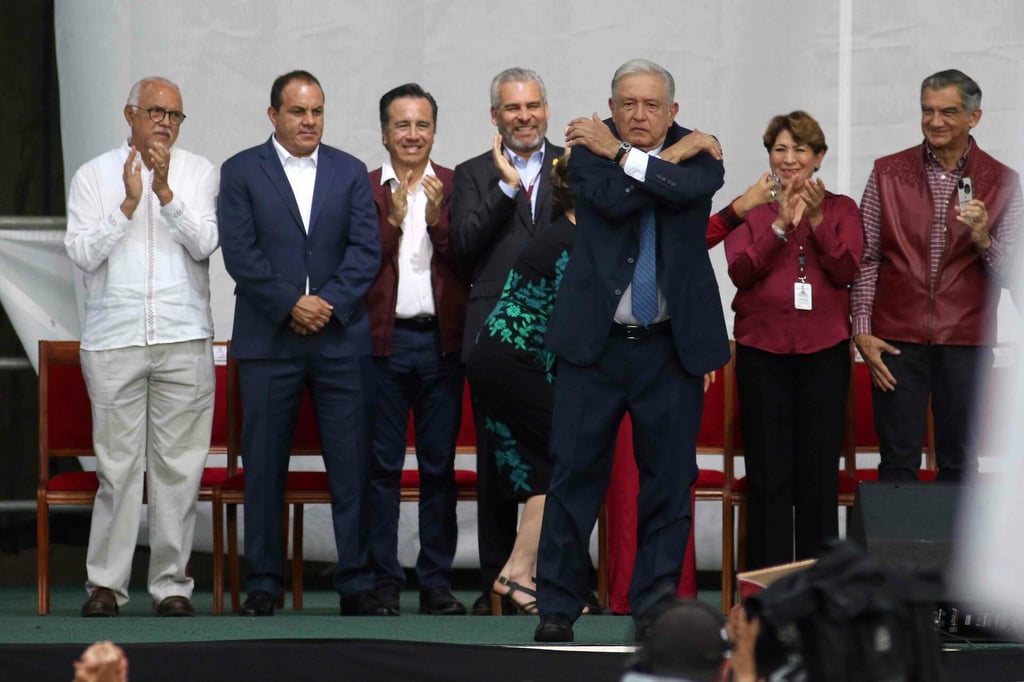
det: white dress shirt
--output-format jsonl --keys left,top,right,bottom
{"left": 614, "top": 144, "right": 668, "bottom": 324}
{"left": 381, "top": 160, "right": 436, "bottom": 318}
{"left": 272, "top": 135, "right": 318, "bottom": 233}
{"left": 65, "top": 141, "right": 219, "bottom": 351}
{"left": 498, "top": 143, "right": 547, "bottom": 221}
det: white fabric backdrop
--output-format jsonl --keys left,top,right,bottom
{"left": 35, "top": 0, "right": 1022, "bottom": 573}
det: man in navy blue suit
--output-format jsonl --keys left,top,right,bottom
{"left": 218, "top": 70, "right": 384, "bottom": 616}
{"left": 534, "top": 59, "right": 729, "bottom": 642}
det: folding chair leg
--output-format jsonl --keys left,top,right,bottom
{"left": 721, "top": 497, "right": 734, "bottom": 613}
{"left": 278, "top": 505, "right": 288, "bottom": 610}
{"left": 597, "top": 503, "right": 608, "bottom": 609}
{"left": 292, "top": 504, "right": 304, "bottom": 611}
{"left": 737, "top": 502, "right": 747, "bottom": 573}
{"left": 211, "top": 496, "right": 223, "bottom": 614}
{"left": 37, "top": 498, "right": 50, "bottom": 616}
{"left": 228, "top": 504, "right": 241, "bottom": 613}
{"left": 489, "top": 592, "right": 503, "bottom": 617}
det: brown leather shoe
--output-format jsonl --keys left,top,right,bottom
{"left": 155, "top": 595, "right": 194, "bottom": 617}
{"left": 81, "top": 587, "right": 119, "bottom": 617}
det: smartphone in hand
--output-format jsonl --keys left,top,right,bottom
{"left": 958, "top": 176, "right": 974, "bottom": 208}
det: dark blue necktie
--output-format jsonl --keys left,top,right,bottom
{"left": 632, "top": 207, "right": 658, "bottom": 326}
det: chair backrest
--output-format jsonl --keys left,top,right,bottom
{"left": 842, "top": 348, "right": 936, "bottom": 476}
{"left": 210, "top": 345, "right": 229, "bottom": 454}
{"left": 38, "top": 339, "right": 230, "bottom": 485}
{"left": 696, "top": 354, "right": 730, "bottom": 455}
{"left": 224, "top": 347, "right": 324, "bottom": 477}
{"left": 38, "top": 340, "right": 94, "bottom": 488}
{"left": 718, "top": 342, "right": 742, "bottom": 484}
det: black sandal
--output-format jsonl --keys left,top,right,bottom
{"left": 493, "top": 576, "right": 539, "bottom": 615}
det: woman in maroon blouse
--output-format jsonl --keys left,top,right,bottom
{"left": 723, "top": 111, "right": 863, "bottom": 570}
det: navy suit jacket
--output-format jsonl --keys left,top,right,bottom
{"left": 451, "top": 140, "right": 564, "bottom": 360}
{"left": 546, "top": 121, "right": 730, "bottom": 375}
{"left": 218, "top": 137, "right": 381, "bottom": 359}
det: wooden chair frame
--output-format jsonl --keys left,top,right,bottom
{"left": 212, "top": 349, "right": 480, "bottom": 613}
{"left": 36, "top": 340, "right": 229, "bottom": 615}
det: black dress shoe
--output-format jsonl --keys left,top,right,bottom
{"left": 634, "top": 599, "right": 680, "bottom": 642}
{"left": 155, "top": 595, "right": 194, "bottom": 617}
{"left": 81, "top": 587, "right": 119, "bottom": 617}
{"left": 471, "top": 591, "right": 517, "bottom": 615}
{"left": 534, "top": 612, "right": 574, "bottom": 642}
{"left": 374, "top": 582, "right": 401, "bottom": 616}
{"left": 339, "top": 589, "right": 390, "bottom": 616}
{"left": 239, "top": 591, "right": 275, "bottom": 617}
{"left": 419, "top": 587, "right": 467, "bottom": 615}
{"left": 471, "top": 592, "right": 492, "bottom": 615}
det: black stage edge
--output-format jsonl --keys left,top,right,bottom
{"left": 0, "top": 639, "right": 631, "bottom": 682}
{"left": 3, "top": 639, "right": 1024, "bottom": 682}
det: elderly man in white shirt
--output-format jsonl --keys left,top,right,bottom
{"left": 65, "top": 76, "right": 219, "bottom": 618}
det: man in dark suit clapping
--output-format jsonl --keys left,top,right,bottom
{"left": 451, "top": 67, "right": 563, "bottom": 615}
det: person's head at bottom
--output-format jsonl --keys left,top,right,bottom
{"left": 623, "top": 599, "right": 730, "bottom": 682}
{"left": 73, "top": 641, "right": 128, "bottom": 682}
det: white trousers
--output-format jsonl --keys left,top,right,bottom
{"left": 80, "top": 339, "right": 215, "bottom": 605}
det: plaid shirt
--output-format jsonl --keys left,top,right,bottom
{"left": 851, "top": 139, "right": 1021, "bottom": 337}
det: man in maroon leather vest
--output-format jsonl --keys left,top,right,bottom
{"left": 851, "top": 69, "right": 1022, "bottom": 482}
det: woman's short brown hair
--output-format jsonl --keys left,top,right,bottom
{"left": 762, "top": 110, "right": 828, "bottom": 154}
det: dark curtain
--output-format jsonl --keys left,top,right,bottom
{"left": 0, "top": 0, "right": 64, "bottom": 549}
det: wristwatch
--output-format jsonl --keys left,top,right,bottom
{"left": 613, "top": 140, "right": 632, "bottom": 164}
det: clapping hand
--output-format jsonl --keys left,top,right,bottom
{"left": 422, "top": 174, "right": 444, "bottom": 227}
{"left": 491, "top": 132, "right": 521, "bottom": 188}
{"left": 389, "top": 171, "right": 411, "bottom": 229}
{"left": 798, "top": 177, "right": 826, "bottom": 229}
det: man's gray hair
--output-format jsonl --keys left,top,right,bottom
{"left": 611, "top": 59, "right": 675, "bottom": 102}
{"left": 489, "top": 67, "right": 546, "bottom": 109}
{"left": 126, "top": 77, "right": 180, "bottom": 106}
{"left": 921, "top": 69, "right": 982, "bottom": 115}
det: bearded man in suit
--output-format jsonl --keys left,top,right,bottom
{"left": 451, "top": 67, "right": 565, "bottom": 615}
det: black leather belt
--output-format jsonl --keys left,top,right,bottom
{"left": 394, "top": 315, "right": 438, "bottom": 331}
{"left": 609, "top": 320, "right": 670, "bottom": 340}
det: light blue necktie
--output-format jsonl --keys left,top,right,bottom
{"left": 631, "top": 207, "right": 658, "bottom": 326}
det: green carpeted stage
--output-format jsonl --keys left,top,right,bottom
{"left": 3, "top": 545, "right": 1024, "bottom": 681}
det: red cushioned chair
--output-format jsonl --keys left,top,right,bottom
{"left": 837, "top": 349, "right": 937, "bottom": 506}
{"left": 213, "top": 348, "right": 479, "bottom": 613}
{"left": 695, "top": 345, "right": 737, "bottom": 614}
{"left": 36, "top": 340, "right": 230, "bottom": 615}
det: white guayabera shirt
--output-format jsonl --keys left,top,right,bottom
{"left": 65, "top": 141, "right": 219, "bottom": 350}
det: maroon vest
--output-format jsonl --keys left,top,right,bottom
{"left": 872, "top": 141, "right": 1018, "bottom": 345}
{"left": 365, "top": 165, "right": 469, "bottom": 356}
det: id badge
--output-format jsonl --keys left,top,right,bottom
{"left": 794, "top": 282, "right": 812, "bottom": 310}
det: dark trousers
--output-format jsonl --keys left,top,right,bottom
{"left": 238, "top": 353, "right": 374, "bottom": 597}
{"left": 367, "top": 325, "right": 464, "bottom": 590}
{"left": 735, "top": 341, "right": 848, "bottom": 570}
{"left": 873, "top": 342, "right": 992, "bottom": 482}
{"left": 537, "top": 332, "right": 702, "bottom": 621}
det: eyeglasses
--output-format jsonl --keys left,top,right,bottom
{"left": 131, "top": 106, "right": 186, "bottom": 126}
